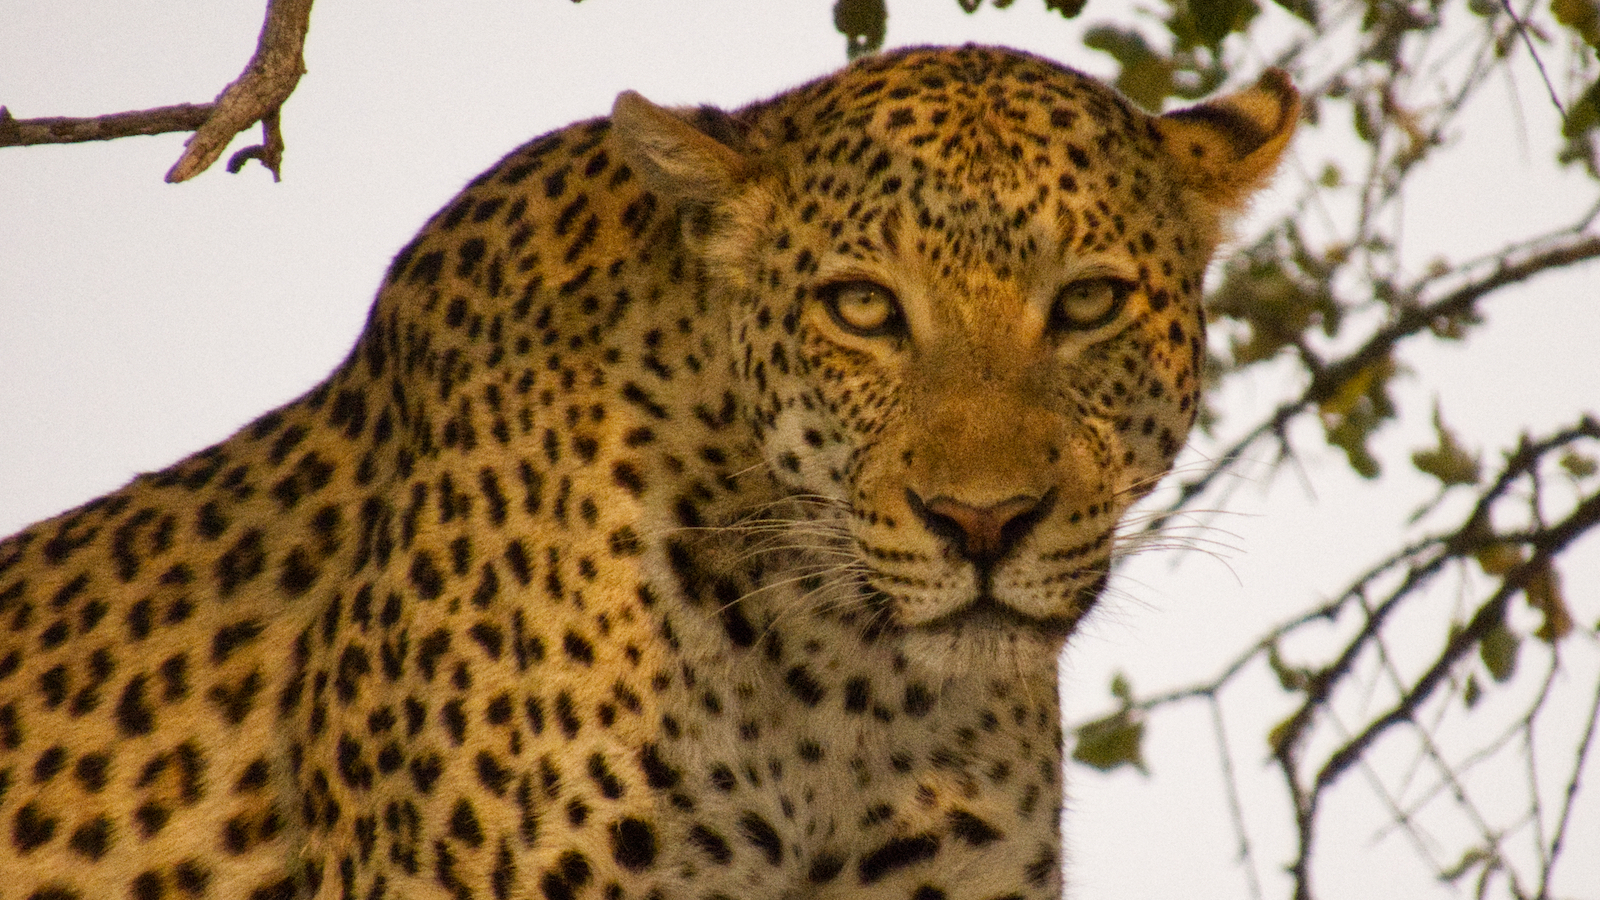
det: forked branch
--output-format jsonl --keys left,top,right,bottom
{"left": 0, "top": 0, "right": 314, "bottom": 182}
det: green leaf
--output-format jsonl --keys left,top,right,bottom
{"left": 1072, "top": 710, "right": 1147, "bottom": 774}
{"left": 1270, "top": 0, "right": 1318, "bottom": 25}
{"left": 1266, "top": 713, "right": 1297, "bottom": 755}
{"left": 1353, "top": 97, "right": 1379, "bottom": 144}
{"left": 1480, "top": 620, "right": 1520, "bottom": 683}
{"left": 1109, "top": 671, "right": 1134, "bottom": 703}
{"left": 1326, "top": 420, "right": 1381, "bottom": 477}
{"left": 1463, "top": 673, "right": 1481, "bottom": 708}
{"left": 1185, "top": 0, "right": 1260, "bottom": 48}
{"left": 1475, "top": 541, "right": 1524, "bottom": 575}
{"left": 1206, "top": 225, "right": 1343, "bottom": 366}
{"left": 1411, "top": 404, "right": 1480, "bottom": 487}
{"left": 1526, "top": 561, "right": 1574, "bottom": 644}
{"left": 1083, "top": 25, "right": 1175, "bottom": 110}
{"left": 1563, "top": 79, "right": 1600, "bottom": 140}
{"left": 1552, "top": 0, "right": 1600, "bottom": 49}
{"left": 833, "top": 0, "right": 887, "bottom": 60}
{"left": 1044, "top": 0, "right": 1088, "bottom": 16}
{"left": 1317, "top": 356, "right": 1398, "bottom": 479}
{"left": 1560, "top": 449, "right": 1598, "bottom": 479}
{"left": 1559, "top": 79, "right": 1600, "bottom": 174}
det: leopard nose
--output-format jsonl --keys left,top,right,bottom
{"left": 905, "top": 488, "right": 1055, "bottom": 564}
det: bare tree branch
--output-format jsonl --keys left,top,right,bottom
{"left": 1315, "top": 487, "right": 1600, "bottom": 796}
{"left": 1089, "top": 415, "right": 1600, "bottom": 900}
{"left": 167, "top": 0, "right": 314, "bottom": 182}
{"left": 0, "top": 104, "right": 213, "bottom": 145}
{"left": 0, "top": 0, "right": 314, "bottom": 181}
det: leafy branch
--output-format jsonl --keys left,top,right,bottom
{"left": 1155, "top": 230, "right": 1600, "bottom": 535}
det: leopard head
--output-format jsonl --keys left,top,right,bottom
{"left": 614, "top": 47, "right": 1297, "bottom": 656}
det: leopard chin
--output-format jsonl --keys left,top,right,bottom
{"left": 923, "top": 594, "right": 1084, "bottom": 642}
{"left": 898, "top": 606, "right": 1079, "bottom": 676}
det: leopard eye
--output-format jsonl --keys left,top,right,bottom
{"left": 1048, "top": 277, "right": 1131, "bottom": 333}
{"left": 817, "top": 280, "right": 905, "bottom": 338}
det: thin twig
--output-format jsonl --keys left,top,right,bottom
{"left": 1538, "top": 673, "right": 1600, "bottom": 896}
{"left": 1499, "top": 0, "right": 1567, "bottom": 117}
{"left": 1209, "top": 695, "right": 1266, "bottom": 900}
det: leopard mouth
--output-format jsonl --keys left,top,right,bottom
{"left": 852, "top": 560, "right": 1109, "bottom": 641}
{"left": 922, "top": 593, "right": 1080, "bottom": 640}
{"left": 869, "top": 568, "right": 1109, "bottom": 641}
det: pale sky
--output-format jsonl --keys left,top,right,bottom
{"left": 1, "top": 2, "right": 1596, "bottom": 897}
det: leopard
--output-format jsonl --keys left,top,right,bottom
{"left": 0, "top": 45, "right": 1296, "bottom": 900}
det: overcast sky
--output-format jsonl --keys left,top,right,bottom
{"left": 2, "top": 2, "right": 1596, "bottom": 897}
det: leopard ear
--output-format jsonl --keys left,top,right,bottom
{"left": 611, "top": 90, "right": 754, "bottom": 204}
{"left": 1155, "top": 69, "right": 1299, "bottom": 210}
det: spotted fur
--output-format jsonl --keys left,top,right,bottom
{"left": 0, "top": 46, "right": 1295, "bottom": 900}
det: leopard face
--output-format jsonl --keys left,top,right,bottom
{"left": 620, "top": 48, "right": 1298, "bottom": 664}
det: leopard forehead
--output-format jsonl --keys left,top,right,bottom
{"left": 711, "top": 47, "right": 1210, "bottom": 325}
{"left": 781, "top": 45, "right": 1155, "bottom": 185}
